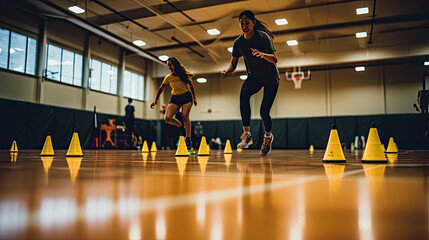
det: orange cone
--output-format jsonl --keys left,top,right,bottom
{"left": 361, "top": 123, "right": 387, "bottom": 163}
{"left": 323, "top": 124, "right": 346, "bottom": 163}
{"left": 150, "top": 141, "right": 157, "bottom": 152}
{"left": 385, "top": 137, "right": 398, "bottom": 153}
{"left": 224, "top": 139, "right": 232, "bottom": 154}
{"left": 198, "top": 136, "right": 210, "bottom": 156}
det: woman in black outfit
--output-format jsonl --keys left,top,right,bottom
{"left": 221, "top": 10, "right": 280, "bottom": 156}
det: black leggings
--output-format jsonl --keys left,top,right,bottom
{"left": 240, "top": 78, "right": 279, "bottom": 132}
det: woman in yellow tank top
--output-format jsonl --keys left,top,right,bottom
{"left": 151, "top": 57, "right": 197, "bottom": 150}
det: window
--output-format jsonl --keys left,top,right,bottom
{"left": 0, "top": 28, "right": 37, "bottom": 75}
{"left": 123, "top": 70, "right": 144, "bottom": 100}
{"left": 89, "top": 59, "right": 117, "bottom": 94}
{"left": 45, "top": 43, "right": 82, "bottom": 86}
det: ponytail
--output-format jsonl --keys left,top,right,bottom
{"left": 239, "top": 10, "right": 274, "bottom": 41}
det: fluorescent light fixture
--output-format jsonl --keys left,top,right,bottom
{"left": 207, "top": 29, "right": 220, "bottom": 35}
{"left": 14, "top": 48, "right": 24, "bottom": 52}
{"left": 133, "top": 40, "right": 146, "bottom": 47}
{"left": 240, "top": 75, "right": 247, "bottom": 80}
{"left": 424, "top": 61, "right": 429, "bottom": 66}
{"left": 275, "top": 18, "right": 288, "bottom": 25}
{"left": 356, "top": 7, "right": 369, "bottom": 15}
{"left": 287, "top": 40, "right": 298, "bottom": 46}
{"left": 9, "top": 48, "right": 15, "bottom": 54}
{"left": 355, "top": 66, "right": 365, "bottom": 71}
{"left": 356, "top": 32, "right": 367, "bottom": 38}
{"left": 68, "top": 6, "right": 85, "bottom": 14}
{"left": 228, "top": 47, "right": 233, "bottom": 52}
{"left": 158, "top": 55, "right": 169, "bottom": 61}
{"left": 197, "top": 78, "right": 207, "bottom": 83}
{"left": 14, "top": 66, "right": 23, "bottom": 71}
{"left": 0, "top": 48, "right": 2, "bottom": 53}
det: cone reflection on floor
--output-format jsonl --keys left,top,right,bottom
{"left": 363, "top": 164, "right": 386, "bottom": 194}
{"left": 385, "top": 137, "right": 398, "bottom": 153}
{"left": 198, "top": 156, "right": 209, "bottom": 175}
{"left": 323, "top": 164, "right": 345, "bottom": 198}
{"left": 224, "top": 139, "right": 232, "bottom": 154}
{"left": 10, "top": 152, "right": 17, "bottom": 162}
{"left": 41, "top": 156, "right": 54, "bottom": 184}
{"left": 142, "top": 141, "right": 149, "bottom": 153}
{"left": 10, "top": 141, "right": 18, "bottom": 153}
{"left": 176, "top": 136, "right": 190, "bottom": 156}
{"left": 150, "top": 141, "right": 157, "bottom": 152}
{"left": 175, "top": 156, "right": 188, "bottom": 177}
{"left": 198, "top": 136, "right": 210, "bottom": 156}
{"left": 66, "top": 157, "right": 83, "bottom": 183}
{"left": 386, "top": 153, "right": 398, "bottom": 164}
{"left": 323, "top": 124, "right": 346, "bottom": 163}
{"left": 150, "top": 152, "right": 157, "bottom": 162}
{"left": 142, "top": 153, "right": 149, "bottom": 166}
{"left": 362, "top": 123, "right": 387, "bottom": 163}
{"left": 309, "top": 145, "right": 314, "bottom": 154}
{"left": 41, "top": 135, "right": 55, "bottom": 156}
{"left": 224, "top": 154, "right": 232, "bottom": 171}
{"left": 66, "top": 130, "right": 83, "bottom": 157}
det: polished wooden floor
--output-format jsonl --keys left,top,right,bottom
{"left": 0, "top": 149, "right": 428, "bottom": 240}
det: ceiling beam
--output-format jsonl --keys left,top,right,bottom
{"left": 88, "top": 0, "right": 245, "bottom": 26}
{"left": 147, "top": 12, "right": 429, "bottom": 51}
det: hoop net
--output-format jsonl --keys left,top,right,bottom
{"left": 292, "top": 73, "right": 303, "bottom": 89}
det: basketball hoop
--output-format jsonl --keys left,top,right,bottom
{"left": 285, "top": 66, "right": 311, "bottom": 90}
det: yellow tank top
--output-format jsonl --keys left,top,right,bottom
{"left": 162, "top": 73, "right": 193, "bottom": 95}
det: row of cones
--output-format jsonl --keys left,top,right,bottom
{"left": 322, "top": 123, "right": 398, "bottom": 163}
{"left": 175, "top": 136, "right": 233, "bottom": 156}
{"left": 141, "top": 141, "right": 158, "bottom": 153}
{"left": 10, "top": 130, "right": 84, "bottom": 157}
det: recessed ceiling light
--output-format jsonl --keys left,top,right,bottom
{"left": 355, "top": 66, "right": 365, "bottom": 72}
{"left": 287, "top": 40, "right": 298, "bottom": 46}
{"left": 356, "top": 32, "right": 367, "bottom": 38}
{"left": 424, "top": 61, "right": 429, "bottom": 66}
{"left": 356, "top": 7, "right": 369, "bottom": 15}
{"left": 197, "top": 78, "right": 207, "bottom": 83}
{"left": 68, "top": 6, "right": 85, "bottom": 14}
{"left": 133, "top": 40, "right": 146, "bottom": 47}
{"left": 207, "top": 29, "right": 220, "bottom": 35}
{"left": 275, "top": 18, "right": 288, "bottom": 25}
{"left": 158, "top": 55, "right": 169, "bottom": 61}
{"left": 240, "top": 75, "right": 247, "bottom": 80}
{"left": 228, "top": 47, "right": 233, "bottom": 52}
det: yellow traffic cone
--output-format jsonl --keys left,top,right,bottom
{"left": 198, "top": 156, "right": 209, "bottom": 175}
{"left": 323, "top": 124, "right": 346, "bottom": 163}
{"left": 362, "top": 123, "right": 387, "bottom": 163}
{"left": 198, "top": 136, "right": 210, "bottom": 156}
{"left": 176, "top": 136, "right": 189, "bottom": 156}
{"left": 10, "top": 152, "right": 17, "bottom": 162}
{"left": 385, "top": 137, "right": 398, "bottom": 153}
{"left": 309, "top": 145, "right": 314, "bottom": 153}
{"left": 142, "top": 140, "right": 149, "bottom": 153}
{"left": 66, "top": 157, "right": 82, "bottom": 183}
{"left": 150, "top": 141, "right": 157, "bottom": 152}
{"left": 10, "top": 141, "right": 18, "bottom": 152}
{"left": 66, "top": 130, "right": 83, "bottom": 157}
{"left": 175, "top": 156, "right": 188, "bottom": 176}
{"left": 224, "top": 139, "right": 232, "bottom": 154}
{"left": 41, "top": 135, "right": 55, "bottom": 156}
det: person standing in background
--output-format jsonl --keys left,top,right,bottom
{"left": 125, "top": 98, "right": 135, "bottom": 149}
{"left": 194, "top": 121, "right": 204, "bottom": 148}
